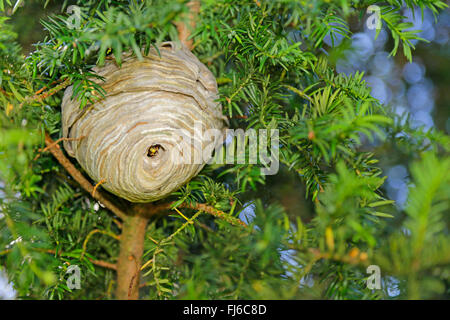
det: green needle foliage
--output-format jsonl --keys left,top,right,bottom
{"left": 0, "top": 0, "right": 448, "bottom": 299}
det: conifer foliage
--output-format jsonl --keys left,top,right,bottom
{"left": 0, "top": 0, "right": 448, "bottom": 299}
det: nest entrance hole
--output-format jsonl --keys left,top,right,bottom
{"left": 147, "top": 144, "right": 165, "bottom": 158}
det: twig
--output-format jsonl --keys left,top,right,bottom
{"left": 0, "top": 247, "right": 117, "bottom": 271}
{"left": 92, "top": 178, "right": 106, "bottom": 197}
{"left": 34, "top": 136, "right": 85, "bottom": 160}
{"left": 167, "top": 210, "right": 202, "bottom": 241}
{"left": 81, "top": 229, "right": 120, "bottom": 260}
{"left": 19, "top": 78, "right": 71, "bottom": 108}
{"left": 112, "top": 218, "right": 123, "bottom": 229}
{"left": 44, "top": 248, "right": 118, "bottom": 271}
{"left": 133, "top": 201, "right": 247, "bottom": 227}
{"left": 182, "top": 202, "right": 247, "bottom": 227}
{"left": 34, "top": 78, "right": 66, "bottom": 95}
{"left": 88, "top": 259, "right": 117, "bottom": 271}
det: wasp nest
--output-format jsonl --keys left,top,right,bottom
{"left": 61, "top": 42, "right": 226, "bottom": 202}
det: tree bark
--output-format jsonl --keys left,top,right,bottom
{"left": 115, "top": 214, "right": 148, "bottom": 299}
{"left": 175, "top": 0, "right": 200, "bottom": 50}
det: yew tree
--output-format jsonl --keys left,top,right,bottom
{"left": 0, "top": 0, "right": 449, "bottom": 300}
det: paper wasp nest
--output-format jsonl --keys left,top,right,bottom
{"left": 61, "top": 42, "right": 226, "bottom": 202}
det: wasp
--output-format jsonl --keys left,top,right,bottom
{"left": 104, "top": 48, "right": 114, "bottom": 60}
{"left": 147, "top": 144, "right": 164, "bottom": 158}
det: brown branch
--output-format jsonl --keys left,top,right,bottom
{"left": 175, "top": 0, "right": 200, "bottom": 50}
{"left": 133, "top": 201, "right": 247, "bottom": 227}
{"left": 44, "top": 248, "right": 117, "bottom": 271}
{"left": 116, "top": 214, "right": 148, "bottom": 300}
{"left": 34, "top": 136, "right": 85, "bottom": 160}
{"left": 183, "top": 202, "right": 247, "bottom": 227}
{"left": 92, "top": 178, "right": 106, "bottom": 197}
{"left": 40, "top": 136, "right": 85, "bottom": 154}
{"left": 19, "top": 78, "right": 71, "bottom": 108}
{"left": 43, "top": 132, "right": 127, "bottom": 220}
{"left": 81, "top": 229, "right": 120, "bottom": 260}
{"left": 1, "top": 248, "right": 118, "bottom": 271}
{"left": 34, "top": 78, "right": 66, "bottom": 96}
{"left": 89, "top": 259, "right": 117, "bottom": 271}
{"left": 112, "top": 218, "right": 123, "bottom": 229}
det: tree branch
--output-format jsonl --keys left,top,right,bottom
{"left": 0, "top": 248, "right": 118, "bottom": 271}
{"left": 19, "top": 78, "right": 71, "bottom": 108}
{"left": 44, "top": 248, "right": 118, "bottom": 271}
{"left": 43, "top": 132, "right": 128, "bottom": 220}
{"left": 116, "top": 214, "right": 148, "bottom": 299}
{"left": 134, "top": 201, "right": 247, "bottom": 227}
{"left": 175, "top": 0, "right": 200, "bottom": 50}
{"left": 89, "top": 259, "right": 117, "bottom": 271}
{"left": 182, "top": 202, "right": 247, "bottom": 227}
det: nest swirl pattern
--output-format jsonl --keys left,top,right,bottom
{"left": 61, "top": 42, "right": 226, "bottom": 202}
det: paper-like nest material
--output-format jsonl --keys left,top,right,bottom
{"left": 61, "top": 42, "right": 226, "bottom": 202}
